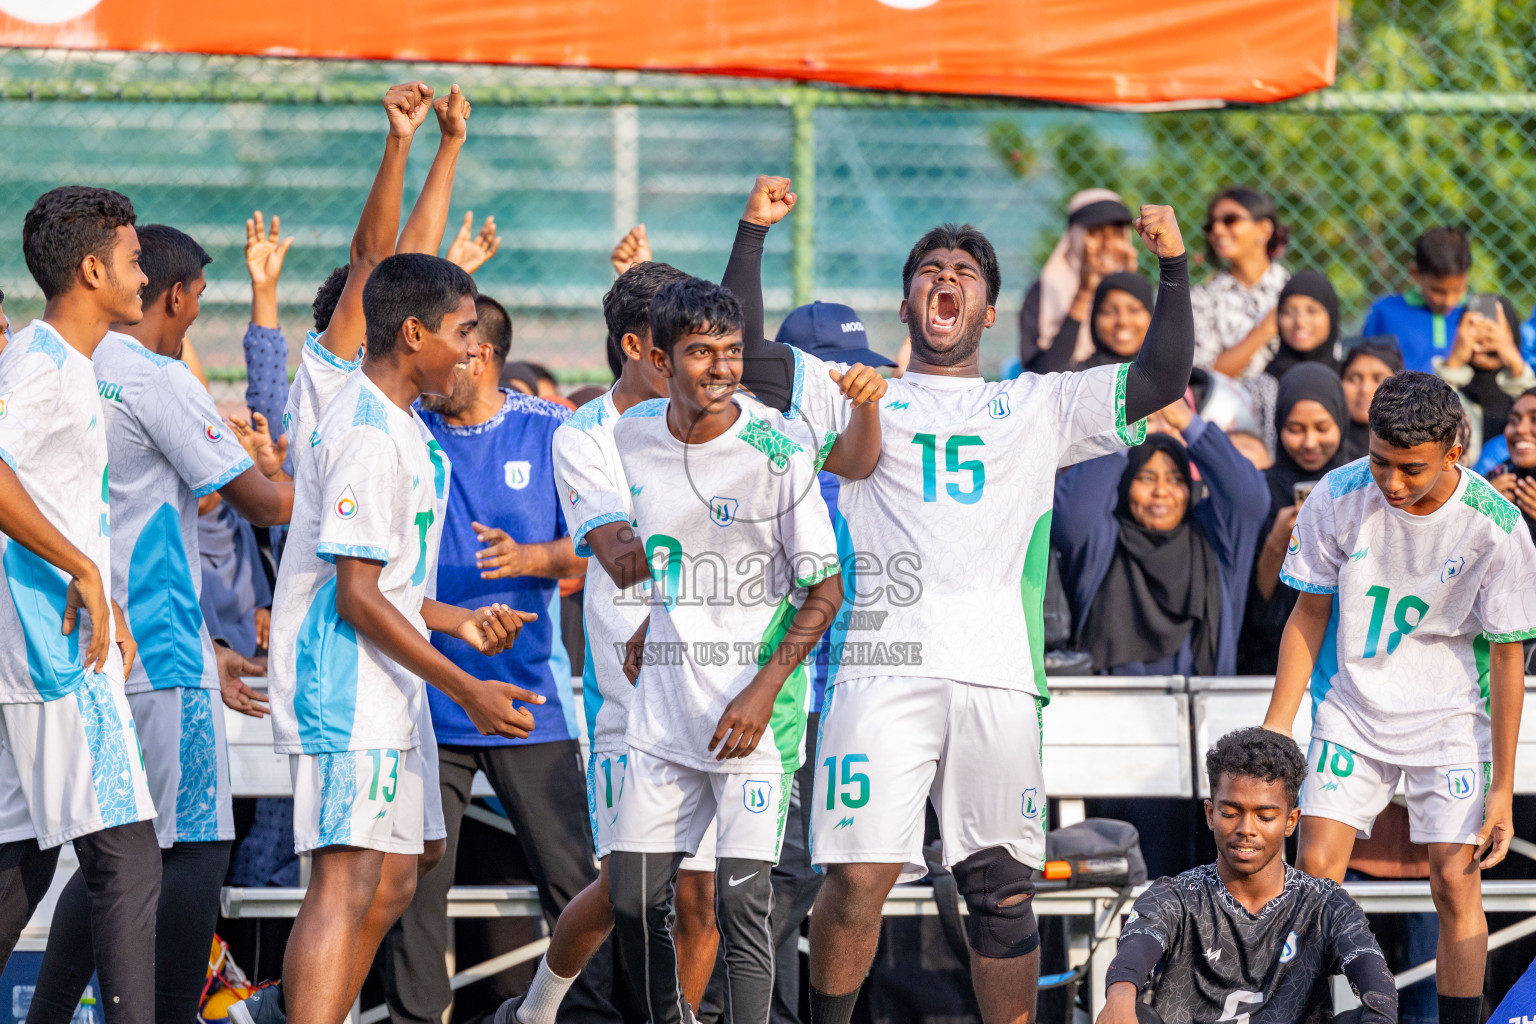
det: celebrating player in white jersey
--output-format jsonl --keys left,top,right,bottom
{"left": 1264, "top": 370, "right": 1536, "bottom": 1024}
{"left": 240, "top": 255, "right": 543, "bottom": 1024}
{"left": 729, "top": 175, "right": 1196, "bottom": 1024}
{"left": 285, "top": 80, "right": 471, "bottom": 475}
{"left": 501, "top": 260, "right": 724, "bottom": 1024}
{"left": 604, "top": 275, "right": 884, "bottom": 1024}
{"left": 21, "top": 225, "right": 296, "bottom": 1024}
{"left": 0, "top": 186, "right": 158, "bottom": 1021}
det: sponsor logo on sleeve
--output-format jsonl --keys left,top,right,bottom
{"left": 204, "top": 423, "right": 223, "bottom": 443}
{"left": 334, "top": 485, "right": 359, "bottom": 520}
{"left": 1287, "top": 533, "right": 1300, "bottom": 555}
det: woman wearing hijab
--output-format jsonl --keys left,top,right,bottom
{"left": 1238, "top": 363, "right": 1350, "bottom": 674}
{"left": 1191, "top": 186, "right": 1291, "bottom": 378}
{"left": 1488, "top": 388, "right": 1536, "bottom": 542}
{"left": 1434, "top": 295, "right": 1533, "bottom": 462}
{"left": 1019, "top": 188, "right": 1137, "bottom": 369}
{"left": 1029, "top": 271, "right": 1154, "bottom": 373}
{"left": 1054, "top": 396, "right": 1269, "bottom": 676}
{"left": 1340, "top": 335, "right": 1404, "bottom": 461}
{"left": 1243, "top": 268, "right": 1341, "bottom": 451}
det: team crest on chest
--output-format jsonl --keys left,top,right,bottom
{"left": 709, "top": 496, "right": 738, "bottom": 527}
{"left": 1440, "top": 556, "right": 1465, "bottom": 583}
{"left": 504, "top": 460, "right": 531, "bottom": 490}
{"left": 988, "top": 394, "right": 1010, "bottom": 419}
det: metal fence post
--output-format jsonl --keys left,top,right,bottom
{"left": 791, "top": 84, "right": 817, "bottom": 307}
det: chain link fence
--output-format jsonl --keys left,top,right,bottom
{"left": 0, "top": 0, "right": 1529, "bottom": 390}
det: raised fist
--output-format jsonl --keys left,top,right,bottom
{"left": 1133, "top": 205, "right": 1185, "bottom": 259}
{"left": 383, "top": 81, "right": 433, "bottom": 139}
{"left": 741, "top": 175, "right": 796, "bottom": 228}
{"left": 434, "top": 83, "right": 471, "bottom": 141}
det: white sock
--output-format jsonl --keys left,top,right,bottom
{"left": 517, "top": 957, "right": 578, "bottom": 1024}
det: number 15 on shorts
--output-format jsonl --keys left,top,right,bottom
{"left": 823, "top": 754, "right": 870, "bottom": 810}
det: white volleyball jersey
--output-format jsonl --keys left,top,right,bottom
{"left": 94, "top": 331, "right": 253, "bottom": 693}
{"left": 269, "top": 372, "right": 450, "bottom": 754}
{"left": 786, "top": 348, "right": 1145, "bottom": 697}
{"left": 613, "top": 396, "right": 839, "bottom": 774}
{"left": 0, "top": 321, "right": 122, "bottom": 702}
{"left": 1283, "top": 459, "right": 1536, "bottom": 764}
{"left": 551, "top": 389, "right": 651, "bottom": 756}
{"left": 281, "top": 330, "right": 361, "bottom": 478}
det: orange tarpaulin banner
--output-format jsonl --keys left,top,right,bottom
{"left": 0, "top": 0, "right": 1337, "bottom": 105}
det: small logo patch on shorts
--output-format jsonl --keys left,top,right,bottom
{"left": 1447, "top": 768, "right": 1476, "bottom": 799}
{"left": 743, "top": 778, "right": 772, "bottom": 813}
{"left": 1021, "top": 787, "right": 1040, "bottom": 819}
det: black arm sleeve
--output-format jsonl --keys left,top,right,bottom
{"left": 1343, "top": 954, "right": 1398, "bottom": 1024}
{"left": 1103, "top": 932, "right": 1164, "bottom": 992}
{"left": 1123, "top": 254, "right": 1194, "bottom": 424}
{"left": 1029, "top": 316, "right": 1081, "bottom": 375}
{"left": 722, "top": 219, "right": 797, "bottom": 412}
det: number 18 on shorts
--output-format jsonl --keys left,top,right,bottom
{"left": 1299, "top": 736, "right": 1490, "bottom": 846}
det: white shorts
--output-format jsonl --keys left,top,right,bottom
{"left": 811, "top": 676, "right": 1046, "bottom": 883}
{"left": 128, "top": 687, "right": 234, "bottom": 848}
{"left": 0, "top": 671, "right": 156, "bottom": 849}
{"left": 292, "top": 699, "right": 445, "bottom": 855}
{"left": 1299, "top": 736, "right": 1490, "bottom": 846}
{"left": 588, "top": 748, "right": 717, "bottom": 870}
{"left": 610, "top": 747, "right": 790, "bottom": 863}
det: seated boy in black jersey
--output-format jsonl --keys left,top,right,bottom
{"left": 1098, "top": 728, "right": 1396, "bottom": 1024}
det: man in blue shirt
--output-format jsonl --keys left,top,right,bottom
{"left": 1361, "top": 226, "right": 1471, "bottom": 373}
{"left": 384, "top": 295, "right": 620, "bottom": 1024}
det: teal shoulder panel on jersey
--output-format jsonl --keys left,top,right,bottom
{"left": 566, "top": 395, "right": 607, "bottom": 432}
{"left": 351, "top": 386, "right": 390, "bottom": 433}
{"left": 737, "top": 415, "right": 805, "bottom": 469}
{"left": 1327, "top": 459, "right": 1373, "bottom": 499}
{"left": 621, "top": 398, "right": 667, "bottom": 419}
{"left": 1462, "top": 474, "right": 1520, "bottom": 534}
{"left": 26, "top": 324, "right": 66, "bottom": 369}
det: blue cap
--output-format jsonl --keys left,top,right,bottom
{"left": 773, "top": 302, "right": 895, "bottom": 367}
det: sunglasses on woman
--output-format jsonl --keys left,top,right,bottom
{"left": 1203, "top": 211, "right": 1252, "bottom": 233}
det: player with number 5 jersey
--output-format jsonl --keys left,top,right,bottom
{"left": 728, "top": 174, "right": 1196, "bottom": 1024}
{"left": 1264, "top": 371, "right": 1536, "bottom": 1024}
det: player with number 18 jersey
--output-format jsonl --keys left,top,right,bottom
{"left": 1282, "top": 459, "right": 1536, "bottom": 842}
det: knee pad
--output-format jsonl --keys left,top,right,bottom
{"left": 951, "top": 846, "right": 1039, "bottom": 959}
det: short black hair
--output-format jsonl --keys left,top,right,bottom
{"left": 1369, "top": 370, "right": 1463, "bottom": 450}
{"left": 474, "top": 294, "right": 513, "bottom": 365}
{"left": 313, "top": 265, "right": 349, "bottom": 333}
{"left": 1206, "top": 727, "right": 1305, "bottom": 809}
{"left": 603, "top": 261, "right": 690, "bottom": 376}
{"left": 648, "top": 276, "right": 744, "bottom": 357}
{"left": 1413, "top": 226, "right": 1472, "bottom": 277}
{"left": 361, "top": 253, "right": 478, "bottom": 357}
{"left": 902, "top": 223, "right": 1001, "bottom": 306}
{"left": 22, "top": 186, "right": 137, "bottom": 300}
{"left": 1205, "top": 186, "right": 1288, "bottom": 266}
{"left": 136, "top": 224, "right": 211, "bottom": 306}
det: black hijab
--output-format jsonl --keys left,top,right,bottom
{"left": 1081, "top": 435, "right": 1223, "bottom": 675}
{"left": 1458, "top": 296, "right": 1524, "bottom": 441}
{"left": 1266, "top": 269, "right": 1340, "bottom": 381}
{"left": 1079, "top": 272, "right": 1155, "bottom": 370}
{"left": 1266, "top": 363, "right": 1349, "bottom": 512}
{"left": 1340, "top": 336, "right": 1404, "bottom": 460}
